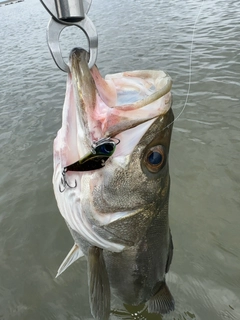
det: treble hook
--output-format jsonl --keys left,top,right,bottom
{"left": 59, "top": 168, "right": 77, "bottom": 193}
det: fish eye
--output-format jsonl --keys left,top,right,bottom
{"left": 144, "top": 145, "right": 165, "bottom": 173}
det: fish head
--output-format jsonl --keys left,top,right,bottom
{"left": 53, "top": 48, "right": 173, "bottom": 251}
{"left": 91, "top": 109, "right": 174, "bottom": 216}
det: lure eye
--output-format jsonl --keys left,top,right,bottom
{"left": 144, "top": 145, "right": 165, "bottom": 173}
{"left": 96, "top": 142, "right": 115, "bottom": 156}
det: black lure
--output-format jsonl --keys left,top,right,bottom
{"left": 59, "top": 137, "right": 120, "bottom": 192}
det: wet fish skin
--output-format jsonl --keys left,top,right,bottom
{"left": 53, "top": 48, "right": 175, "bottom": 319}
{"left": 95, "top": 109, "right": 174, "bottom": 308}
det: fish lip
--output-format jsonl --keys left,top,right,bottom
{"left": 69, "top": 47, "right": 90, "bottom": 65}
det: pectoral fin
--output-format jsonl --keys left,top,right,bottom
{"left": 88, "top": 246, "right": 110, "bottom": 320}
{"left": 56, "top": 243, "right": 84, "bottom": 278}
{"left": 147, "top": 282, "right": 175, "bottom": 315}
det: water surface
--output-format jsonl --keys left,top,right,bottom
{"left": 0, "top": 0, "right": 239, "bottom": 319}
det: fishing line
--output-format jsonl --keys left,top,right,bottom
{"left": 163, "top": 0, "right": 205, "bottom": 131}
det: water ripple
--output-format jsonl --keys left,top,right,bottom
{"left": 0, "top": 0, "right": 240, "bottom": 319}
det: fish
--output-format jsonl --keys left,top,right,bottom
{"left": 53, "top": 48, "right": 174, "bottom": 320}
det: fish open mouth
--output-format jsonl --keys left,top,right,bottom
{"left": 53, "top": 48, "right": 173, "bottom": 252}
{"left": 67, "top": 48, "right": 172, "bottom": 161}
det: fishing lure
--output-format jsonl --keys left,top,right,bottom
{"left": 59, "top": 137, "right": 120, "bottom": 192}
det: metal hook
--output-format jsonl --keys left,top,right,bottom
{"left": 41, "top": 0, "right": 92, "bottom": 20}
{"left": 40, "top": 0, "right": 98, "bottom": 72}
{"left": 47, "top": 16, "right": 98, "bottom": 72}
{"left": 59, "top": 168, "right": 77, "bottom": 192}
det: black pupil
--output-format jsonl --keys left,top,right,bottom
{"left": 99, "top": 143, "right": 114, "bottom": 154}
{"left": 148, "top": 151, "right": 162, "bottom": 165}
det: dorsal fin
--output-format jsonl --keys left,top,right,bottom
{"left": 56, "top": 243, "right": 84, "bottom": 278}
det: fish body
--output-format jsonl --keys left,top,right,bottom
{"left": 53, "top": 48, "right": 174, "bottom": 319}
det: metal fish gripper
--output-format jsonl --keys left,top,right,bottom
{"left": 40, "top": 0, "right": 98, "bottom": 72}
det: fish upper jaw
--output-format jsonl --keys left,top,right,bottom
{"left": 91, "top": 69, "right": 172, "bottom": 138}
{"left": 68, "top": 48, "right": 172, "bottom": 155}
